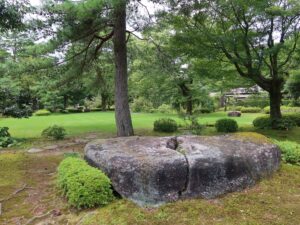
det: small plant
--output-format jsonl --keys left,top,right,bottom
{"left": 42, "top": 125, "right": 66, "bottom": 140}
{"left": 215, "top": 118, "right": 238, "bottom": 132}
{"left": 57, "top": 157, "right": 114, "bottom": 209}
{"left": 34, "top": 109, "right": 51, "bottom": 116}
{"left": 274, "top": 140, "right": 300, "bottom": 165}
{"left": 153, "top": 118, "right": 178, "bottom": 133}
{"left": 188, "top": 117, "right": 204, "bottom": 135}
{"left": 0, "top": 127, "right": 19, "bottom": 148}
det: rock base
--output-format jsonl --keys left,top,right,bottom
{"left": 84, "top": 135, "right": 280, "bottom": 206}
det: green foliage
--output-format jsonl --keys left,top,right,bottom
{"left": 34, "top": 109, "right": 51, "bottom": 116}
{"left": 274, "top": 140, "right": 300, "bottom": 165}
{"left": 215, "top": 119, "right": 238, "bottom": 133}
{"left": 237, "top": 95, "right": 269, "bottom": 108}
{"left": 188, "top": 117, "right": 204, "bottom": 135}
{"left": 131, "top": 97, "right": 154, "bottom": 113}
{"left": 285, "top": 71, "right": 300, "bottom": 100}
{"left": 285, "top": 113, "right": 300, "bottom": 127}
{"left": 42, "top": 125, "right": 66, "bottom": 140}
{"left": 153, "top": 118, "right": 178, "bottom": 133}
{"left": 253, "top": 116, "right": 296, "bottom": 130}
{"left": 263, "top": 106, "right": 270, "bottom": 114}
{"left": 67, "top": 107, "right": 84, "bottom": 113}
{"left": 2, "top": 104, "right": 32, "bottom": 118}
{"left": 240, "top": 107, "right": 261, "bottom": 113}
{"left": 156, "top": 104, "right": 173, "bottom": 114}
{"left": 57, "top": 157, "right": 114, "bottom": 209}
{"left": 0, "top": 127, "right": 19, "bottom": 148}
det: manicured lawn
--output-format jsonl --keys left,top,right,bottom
{"left": 0, "top": 111, "right": 264, "bottom": 138}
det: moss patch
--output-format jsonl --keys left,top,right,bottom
{"left": 231, "top": 132, "right": 273, "bottom": 144}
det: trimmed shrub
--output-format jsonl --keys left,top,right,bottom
{"left": 274, "top": 140, "right": 300, "bottom": 165}
{"left": 154, "top": 118, "right": 178, "bottom": 133}
{"left": 90, "top": 108, "right": 102, "bottom": 112}
{"left": 264, "top": 106, "right": 300, "bottom": 114}
{"left": 57, "top": 157, "right": 114, "bottom": 209}
{"left": 253, "top": 116, "right": 296, "bottom": 130}
{"left": 42, "top": 125, "right": 66, "bottom": 140}
{"left": 281, "top": 106, "right": 300, "bottom": 113}
{"left": 215, "top": 119, "right": 238, "bottom": 132}
{"left": 263, "top": 106, "right": 270, "bottom": 114}
{"left": 34, "top": 109, "right": 51, "bottom": 116}
{"left": 240, "top": 107, "right": 261, "bottom": 113}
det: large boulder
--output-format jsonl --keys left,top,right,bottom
{"left": 84, "top": 134, "right": 280, "bottom": 206}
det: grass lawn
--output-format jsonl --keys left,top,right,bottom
{"left": 0, "top": 111, "right": 264, "bottom": 139}
{"left": 0, "top": 111, "right": 300, "bottom": 224}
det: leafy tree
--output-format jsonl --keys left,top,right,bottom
{"left": 167, "top": 0, "right": 300, "bottom": 122}
{"left": 41, "top": 0, "right": 139, "bottom": 136}
{"left": 0, "top": 0, "right": 29, "bottom": 31}
{"left": 285, "top": 71, "right": 300, "bottom": 101}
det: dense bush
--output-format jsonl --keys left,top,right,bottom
{"left": 156, "top": 104, "right": 173, "bottom": 114}
{"left": 3, "top": 104, "right": 32, "bottom": 118}
{"left": 57, "top": 157, "right": 114, "bottom": 209}
{"left": 285, "top": 113, "right": 300, "bottom": 126}
{"left": 153, "top": 118, "right": 178, "bottom": 132}
{"left": 215, "top": 119, "right": 238, "bottom": 132}
{"left": 34, "top": 109, "right": 51, "bottom": 116}
{"left": 90, "top": 108, "right": 102, "bottom": 112}
{"left": 274, "top": 140, "right": 300, "bottom": 165}
{"left": 264, "top": 106, "right": 300, "bottom": 114}
{"left": 194, "top": 108, "right": 213, "bottom": 114}
{"left": 131, "top": 97, "right": 153, "bottom": 113}
{"left": 263, "top": 106, "right": 270, "bottom": 114}
{"left": 253, "top": 116, "right": 296, "bottom": 130}
{"left": 0, "top": 127, "right": 18, "bottom": 148}
{"left": 237, "top": 94, "right": 269, "bottom": 108}
{"left": 240, "top": 107, "right": 261, "bottom": 113}
{"left": 67, "top": 107, "right": 84, "bottom": 113}
{"left": 42, "top": 125, "right": 66, "bottom": 140}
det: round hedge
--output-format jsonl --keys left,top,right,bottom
{"left": 215, "top": 118, "right": 238, "bottom": 133}
{"left": 57, "top": 157, "right": 114, "bottom": 209}
{"left": 153, "top": 118, "right": 178, "bottom": 133}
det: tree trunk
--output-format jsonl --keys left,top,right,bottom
{"left": 186, "top": 96, "right": 193, "bottom": 115}
{"left": 101, "top": 93, "right": 108, "bottom": 111}
{"left": 269, "top": 83, "right": 282, "bottom": 120}
{"left": 113, "top": 1, "right": 134, "bottom": 137}
{"left": 63, "top": 95, "right": 68, "bottom": 109}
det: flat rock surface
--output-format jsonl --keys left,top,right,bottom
{"left": 84, "top": 135, "right": 281, "bottom": 206}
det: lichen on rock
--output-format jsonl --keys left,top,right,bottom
{"left": 84, "top": 135, "right": 281, "bottom": 207}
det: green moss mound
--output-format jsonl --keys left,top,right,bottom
{"left": 57, "top": 157, "right": 114, "bottom": 209}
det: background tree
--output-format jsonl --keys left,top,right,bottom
{"left": 166, "top": 0, "right": 300, "bottom": 123}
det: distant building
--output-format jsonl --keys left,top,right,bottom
{"left": 225, "top": 85, "right": 265, "bottom": 100}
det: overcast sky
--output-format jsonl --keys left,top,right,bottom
{"left": 29, "top": 0, "right": 158, "bottom": 13}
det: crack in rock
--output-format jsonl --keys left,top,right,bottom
{"left": 166, "top": 137, "right": 190, "bottom": 197}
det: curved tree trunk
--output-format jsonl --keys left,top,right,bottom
{"left": 113, "top": 1, "right": 134, "bottom": 136}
